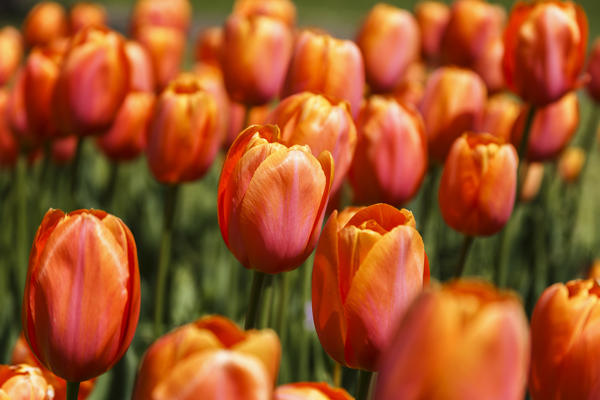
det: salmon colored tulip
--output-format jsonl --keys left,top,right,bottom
{"left": 69, "top": 3, "right": 107, "bottom": 33}
{"left": 479, "top": 93, "right": 522, "bottom": 143}
{"left": 519, "top": 162, "right": 544, "bottom": 203}
{"left": 22, "top": 209, "right": 141, "bottom": 382}
{"left": 52, "top": 27, "right": 130, "bottom": 136}
{"left": 0, "top": 364, "right": 54, "bottom": 400}
{"left": 50, "top": 136, "right": 78, "bottom": 165}
{"left": 218, "top": 124, "right": 333, "bottom": 274}
{"left": 132, "top": 315, "right": 281, "bottom": 400}
{"left": 356, "top": 3, "right": 420, "bottom": 93}
{"left": 0, "top": 89, "right": 18, "bottom": 168}
{"left": 130, "top": 0, "right": 191, "bottom": 36}
{"left": 274, "top": 382, "right": 353, "bottom": 400}
{"left": 503, "top": 1, "right": 588, "bottom": 106}
{"left": 222, "top": 14, "right": 293, "bottom": 105}
{"left": 0, "top": 27, "right": 23, "bottom": 86}
{"left": 312, "top": 204, "right": 429, "bottom": 371}
{"left": 420, "top": 67, "right": 487, "bottom": 163}
{"left": 414, "top": 1, "right": 450, "bottom": 63}
{"left": 194, "top": 27, "right": 223, "bottom": 67}
{"left": 233, "top": 0, "right": 296, "bottom": 28}
{"left": 269, "top": 92, "right": 357, "bottom": 193}
{"left": 439, "top": 133, "right": 517, "bottom": 236}
{"left": 349, "top": 96, "right": 427, "bottom": 206}
{"left": 587, "top": 39, "right": 600, "bottom": 103}
{"left": 558, "top": 146, "right": 585, "bottom": 184}
{"left": 135, "top": 26, "right": 185, "bottom": 91}
{"left": 375, "top": 280, "right": 530, "bottom": 400}
{"left": 283, "top": 30, "right": 365, "bottom": 118}
{"left": 146, "top": 73, "right": 219, "bottom": 183}
{"left": 23, "top": 2, "right": 68, "bottom": 48}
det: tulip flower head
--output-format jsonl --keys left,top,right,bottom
{"left": 478, "top": 93, "right": 522, "bottom": 143}
{"left": 0, "top": 364, "right": 54, "bottom": 400}
{"left": 130, "top": 0, "right": 191, "bottom": 35}
{"left": 274, "top": 382, "right": 353, "bottom": 400}
{"left": 23, "top": 2, "right": 68, "bottom": 48}
{"left": 0, "top": 27, "right": 23, "bottom": 86}
{"left": 69, "top": 2, "right": 107, "bottom": 33}
{"left": 414, "top": 1, "right": 450, "bottom": 63}
{"left": 232, "top": 0, "right": 297, "bottom": 28}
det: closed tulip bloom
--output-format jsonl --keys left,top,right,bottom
{"left": 274, "top": 382, "right": 353, "bottom": 400}
{"left": 194, "top": 27, "right": 223, "bottom": 67}
{"left": 269, "top": 92, "right": 357, "bottom": 193}
{"left": 194, "top": 63, "right": 231, "bottom": 145}
{"left": 356, "top": 3, "right": 420, "bottom": 93}
{"left": 0, "top": 364, "right": 54, "bottom": 400}
{"left": 284, "top": 30, "right": 365, "bottom": 118}
{"left": 22, "top": 209, "right": 141, "bottom": 382}
{"left": 69, "top": 3, "right": 107, "bottom": 33}
{"left": 587, "top": 39, "right": 600, "bottom": 103}
{"left": 479, "top": 93, "right": 522, "bottom": 143}
{"left": 519, "top": 162, "right": 544, "bottom": 203}
{"left": 414, "top": 1, "right": 450, "bottom": 63}
{"left": 23, "top": 2, "right": 68, "bottom": 48}
{"left": 133, "top": 315, "right": 280, "bottom": 400}
{"left": 558, "top": 146, "right": 585, "bottom": 184}
{"left": 375, "top": 280, "right": 530, "bottom": 400}
{"left": 0, "top": 89, "right": 18, "bottom": 168}
{"left": 349, "top": 96, "right": 427, "bottom": 206}
{"left": 503, "top": 1, "right": 588, "bottom": 106}
{"left": 233, "top": 0, "right": 296, "bottom": 28}
{"left": 131, "top": 0, "right": 191, "bottom": 35}
{"left": 0, "top": 27, "right": 23, "bottom": 86}
{"left": 218, "top": 125, "right": 333, "bottom": 274}
{"left": 135, "top": 26, "right": 185, "bottom": 91}
{"left": 420, "top": 67, "right": 487, "bottom": 163}
{"left": 312, "top": 204, "right": 429, "bottom": 371}
{"left": 439, "top": 133, "right": 518, "bottom": 236}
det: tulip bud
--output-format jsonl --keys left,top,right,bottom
{"left": 23, "top": 2, "right": 68, "bottom": 48}
{"left": 587, "top": 39, "right": 600, "bottom": 103}
{"left": 218, "top": 125, "right": 333, "bottom": 274}
{"left": 558, "top": 146, "right": 585, "bottom": 183}
{"left": 283, "top": 30, "right": 365, "bottom": 117}
{"left": 132, "top": 315, "right": 281, "bottom": 400}
{"left": 356, "top": 3, "right": 420, "bottom": 93}
{"left": 51, "top": 136, "right": 78, "bottom": 165}
{"left": 194, "top": 27, "right": 223, "bottom": 67}
{"left": 414, "top": 1, "right": 450, "bottom": 63}
{"left": 22, "top": 209, "right": 141, "bottom": 382}
{"left": 135, "top": 26, "right": 185, "bottom": 91}
{"left": 0, "top": 364, "right": 54, "bottom": 400}
{"left": 375, "top": 280, "right": 530, "bottom": 400}
{"left": 0, "top": 27, "right": 23, "bottom": 86}
{"left": 274, "top": 382, "right": 353, "bottom": 400}
{"left": 233, "top": 0, "right": 296, "bottom": 27}
{"left": 69, "top": 3, "right": 107, "bottom": 34}
{"left": 519, "top": 162, "right": 544, "bottom": 203}
{"left": 269, "top": 92, "right": 357, "bottom": 194}
{"left": 479, "top": 93, "right": 522, "bottom": 143}
{"left": 131, "top": 0, "right": 191, "bottom": 35}
{"left": 312, "top": 204, "right": 429, "bottom": 371}
{"left": 420, "top": 67, "right": 487, "bottom": 163}
{"left": 503, "top": 0, "right": 588, "bottom": 106}
{"left": 349, "top": 96, "right": 427, "bottom": 206}
{"left": 439, "top": 133, "right": 518, "bottom": 236}
{"left": 0, "top": 89, "right": 18, "bottom": 168}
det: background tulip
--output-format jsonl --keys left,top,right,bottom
{"left": 51, "top": 136, "right": 78, "bottom": 165}
{"left": 124, "top": 40, "right": 155, "bottom": 93}
{"left": 479, "top": 93, "right": 521, "bottom": 143}
{"left": 194, "top": 63, "right": 231, "bottom": 145}
{"left": 414, "top": 1, "right": 450, "bottom": 63}
{"left": 0, "top": 364, "right": 54, "bottom": 400}
{"left": 0, "top": 27, "right": 23, "bottom": 86}
{"left": 23, "top": 1, "right": 68, "bottom": 48}
{"left": 69, "top": 2, "right": 107, "bottom": 33}
{"left": 312, "top": 204, "right": 429, "bottom": 371}
{"left": 587, "top": 38, "right": 600, "bottom": 103}
{"left": 130, "top": 0, "right": 191, "bottom": 35}
{"left": 233, "top": 0, "right": 296, "bottom": 27}
{"left": 0, "top": 89, "right": 18, "bottom": 168}
{"left": 519, "top": 162, "right": 544, "bottom": 203}
{"left": 135, "top": 26, "right": 185, "bottom": 91}
{"left": 274, "top": 382, "right": 353, "bottom": 400}
{"left": 558, "top": 146, "right": 585, "bottom": 184}
{"left": 7, "top": 70, "right": 35, "bottom": 150}
{"left": 225, "top": 102, "right": 271, "bottom": 149}
{"left": 195, "top": 27, "right": 223, "bottom": 67}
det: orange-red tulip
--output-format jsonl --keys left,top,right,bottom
{"left": 439, "top": 133, "right": 517, "bottom": 236}
{"left": 519, "top": 162, "right": 544, "bottom": 203}
{"left": 349, "top": 96, "right": 427, "bottom": 206}
{"left": 0, "top": 27, "right": 23, "bottom": 86}
{"left": 375, "top": 280, "right": 530, "bottom": 400}
{"left": 269, "top": 92, "right": 357, "bottom": 193}
{"left": 587, "top": 39, "right": 600, "bottom": 103}
{"left": 22, "top": 209, "right": 141, "bottom": 382}
{"left": 414, "top": 1, "right": 450, "bottom": 63}
{"left": 23, "top": 2, "right": 68, "bottom": 48}
{"left": 530, "top": 279, "right": 600, "bottom": 399}
{"left": 478, "top": 93, "right": 521, "bottom": 143}
{"left": 312, "top": 204, "right": 429, "bottom": 371}
{"left": 0, "top": 89, "right": 18, "bottom": 168}
{"left": 0, "top": 364, "right": 54, "bottom": 400}
{"left": 274, "top": 382, "right": 353, "bottom": 400}
{"left": 135, "top": 26, "right": 185, "bottom": 91}
{"left": 218, "top": 125, "right": 333, "bottom": 274}
{"left": 356, "top": 3, "right": 420, "bottom": 93}
{"left": 132, "top": 315, "right": 280, "bottom": 400}
{"left": 233, "top": 0, "right": 296, "bottom": 27}
{"left": 283, "top": 30, "right": 365, "bottom": 118}
{"left": 69, "top": 3, "right": 107, "bottom": 33}
{"left": 130, "top": 0, "right": 191, "bottom": 35}
{"left": 503, "top": 1, "right": 588, "bottom": 106}
{"left": 194, "top": 27, "right": 223, "bottom": 67}
{"left": 420, "top": 66, "right": 487, "bottom": 163}
{"left": 558, "top": 146, "right": 585, "bottom": 183}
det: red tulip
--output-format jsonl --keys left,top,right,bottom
{"left": 0, "top": 364, "right": 54, "bottom": 400}
{"left": 519, "top": 162, "right": 544, "bottom": 203}
{"left": 23, "top": 2, "right": 68, "bottom": 48}
{"left": 69, "top": 2, "right": 107, "bottom": 33}
{"left": 225, "top": 102, "right": 271, "bottom": 149}
{"left": 414, "top": 1, "right": 450, "bottom": 63}
{"left": 0, "top": 27, "right": 23, "bottom": 86}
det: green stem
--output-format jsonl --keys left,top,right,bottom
{"left": 15, "top": 155, "right": 27, "bottom": 297}
{"left": 66, "top": 381, "right": 80, "bottom": 400}
{"left": 275, "top": 273, "right": 289, "bottom": 337}
{"left": 259, "top": 277, "right": 274, "bottom": 328}
{"left": 298, "top": 262, "right": 311, "bottom": 381}
{"left": 70, "top": 138, "right": 84, "bottom": 209}
{"left": 245, "top": 270, "right": 267, "bottom": 330}
{"left": 103, "top": 162, "right": 120, "bottom": 212}
{"left": 356, "top": 370, "right": 374, "bottom": 400}
{"left": 515, "top": 106, "right": 536, "bottom": 202}
{"left": 153, "top": 184, "right": 179, "bottom": 337}
{"left": 333, "top": 362, "right": 342, "bottom": 387}
{"left": 418, "top": 165, "right": 440, "bottom": 239}
{"left": 454, "top": 235, "right": 474, "bottom": 278}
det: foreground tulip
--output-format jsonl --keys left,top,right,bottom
{"left": 587, "top": 39, "right": 600, "bottom": 103}
{"left": 439, "top": 133, "right": 518, "bottom": 236}
{"left": 274, "top": 382, "right": 353, "bottom": 400}
{"left": 312, "top": 204, "right": 429, "bottom": 371}
{"left": 233, "top": 0, "right": 296, "bottom": 27}
{"left": 0, "top": 27, "right": 23, "bottom": 86}
{"left": 69, "top": 3, "right": 107, "bottom": 33}
{"left": 375, "top": 280, "right": 529, "bottom": 400}
{"left": 194, "top": 27, "right": 223, "bottom": 67}
{"left": 414, "top": 1, "right": 450, "bottom": 63}
{"left": 0, "top": 364, "right": 54, "bottom": 400}
{"left": 23, "top": 2, "right": 68, "bottom": 48}
{"left": 22, "top": 209, "right": 141, "bottom": 383}
{"left": 558, "top": 146, "right": 585, "bottom": 184}
{"left": 503, "top": 1, "right": 588, "bottom": 106}
{"left": 130, "top": 0, "right": 191, "bottom": 35}
{"left": 133, "top": 315, "right": 281, "bottom": 400}
{"left": 0, "top": 89, "right": 18, "bottom": 168}
{"left": 479, "top": 93, "right": 522, "bottom": 143}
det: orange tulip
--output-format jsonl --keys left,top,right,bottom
{"left": 274, "top": 382, "right": 353, "bottom": 400}
{"left": 132, "top": 315, "right": 281, "bottom": 400}
{"left": 23, "top": 2, "right": 68, "bottom": 48}
{"left": 124, "top": 40, "right": 155, "bottom": 93}
{"left": 356, "top": 3, "right": 420, "bottom": 93}
{"left": 269, "top": 92, "right": 357, "bottom": 193}
{"left": 349, "top": 96, "right": 427, "bottom": 206}
{"left": 233, "top": 0, "right": 296, "bottom": 27}
{"left": 52, "top": 27, "right": 130, "bottom": 136}
{"left": 283, "top": 30, "right": 365, "bottom": 118}
{"left": 218, "top": 125, "right": 333, "bottom": 274}
{"left": 193, "top": 63, "right": 231, "bottom": 145}
{"left": 135, "top": 26, "right": 185, "bottom": 91}
{"left": 519, "top": 162, "right": 544, "bottom": 203}
{"left": 375, "top": 280, "right": 530, "bottom": 400}
{"left": 558, "top": 146, "right": 585, "bottom": 184}
{"left": 478, "top": 93, "right": 522, "bottom": 143}
{"left": 503, "top": 1, "right": 588, "bottom": 106}
{"left": 0, "top": 364, "right": 54, "bottom": 400}
{"left": 194, "top": 27, "right": 223, "bottom": 67}
{"left": 0, "top": 27, "right": 23, "bottom": 86}
{"left": 130, "top": 0, "right": 191, "bottom": 35}
{"left": 420, "top": 67, "right": 487, "bottom": 163}
{"left": 0, "top": 89, "right": 18, "bottom": 168}
{"left": 22, "top": 209, "right": 141, "bottom": 382}
{"left": 69, "top": 2, "right": 107, "bottom": 33}
{"left": 312, "top": 204, "right": 429, "bottom": 371}
{"left": 587, "top": 39, "right": 600, "bottom": 103}
{"left": 414, "top": 1, "right": 450, "bottom": 63}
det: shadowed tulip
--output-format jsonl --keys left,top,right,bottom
{"left": 135, "top": 26, "right": 185, "bottom": 91}
{"left": 50, "top": 136, "right": 78, "bottom": 165}
{"left": 375, "top": 280, "right": 530, "bottom": 400}
{"left": 356, "top": 3, "right": 420, "bottom": 93}
{"left": 0, "top": 364, "right": 54, "bottom": 400}
{"left": 391, "top": 61, "right": 426, "bottom": 108}
{"left": 312, "top": 204, "right": 429, "bottom": 371}
{"left": 218, "top": 125, "right": 333, "bottom": 274}
{"left": 274, "top": 382, "right": 353, "bottom": 400}
{"left": 519, "top": 162, "right": 544, "bottom": 203}
{"left": 0, "top": 27, "right": 23, "bottom": 86}
{"left": 0, "top": 89, "right": 18, "bottom": 168}
{"left": 69, "top": 3, "right": 107, "bottom": 33}
{"left": 233, "top": 0, "right": 296, "bottom": 27}
{"left": 503, "top": 1, "right": 588, "bottom": 106}
{"left": 587, "top": 39, "right": 600, "bottom": 103}
{"left": 349, "top": 96, "right": 427, "bottom": 206}
{"left": 23, "top": 2, "right": 68, "bottom": 48}
{"left": 7, "top": 70, "right": 35, "bottom": 149}
{"left": 479, "top": 93, "right": 521, "bottom": 143}
{"left": 22, "top": 209, "right": 141, "bottom": 382}
{"left": 414, "top": 1, "right": 450, "bottom": 63}
{"left": 588, "top": 260, "right": 600, "bottom": 280}
{"left": 132, "top": 315, "right": 281, "bottom": 400}
{"left": 130, "top": 0, "right": 191, "bottom": 36}
{"left": 195, "top": 27, "right": 223, "bottom": 67}
{"left": 558, "top": 146, "right": 585, "bottom": 183}
{"left": 439, "top": 133, "right": 518, "bottom": 236}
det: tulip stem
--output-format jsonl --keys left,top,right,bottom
{"left": 103, "top": 162, "right": 120, "bottom": 212}
{"left": 153, "top": 184, "right": 180, "bottom": 338}
{"left": 356, "top": 370, "right": 374, "bottom": 400}
{"left": 454, "top": 235, "right": 474, "bottom": 278}
{"left": 333, "top": 362, "right": 342, "bottom": 387}
{"left": 245, "top": 270, "right": 267, "bottom": 329}
{"left": 70, "top": 138, "right": 84, "bottom": 209}
{"left": 66, "top": 381, "right": 79, "bottom": 400}
{"left": 515, "top": 106, "right": 536, "bottom": 202}
{"left": 275, "top": 272, "right": 290, "bottom": 337}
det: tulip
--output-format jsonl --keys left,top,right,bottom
{"left": 132, "top": 315, "right": 281, "bottom": 400}
{"left": 0, "top": 364, "right": 54, "bottom": 400}
{"left": 0, "top": 27, "right": 23, "bottom": 86}
{"left": 124, "top": 40, "right": 155, "bottom": 93}
{"left": 375, "top": 280, "right": 530, "bottom": 400}
{"left": 222, "top": 14, "right": 293, "bottom": 105}
{"left": 269, "top": 92, "right": 357, "bottom": 193}
{"left": 135, "top": 26, "right": 185, "bottom": 91}
{"left": 22, "top": 209, "right": 141, "bottom": 383}
{"left": 0, "top": 89, "right": 18, "bottom": 168}
{"left": 473, "top": 36, "right": 505, "bottom": 92}
{"left": 414, "top": 1, "right": 450, "bottom": 63}
{"left": 587, "top": 39, "right": 600, "bottom": 103}
{"left": 7, "top": 70, "right": 35, "bottom": 150}
{"left": 349, "top": 96, "right": 427, "bottom": 206}
{"left": 558, "top": 146, "right": 585, "bottom": 184}
{"left": 390, "top": 61, "right": 426, "bottom": 109}
{"left": 194, "top": 27, "right": 223, "bottom": 67}
{"left": 479, "top": 93, "right": 522, "bottom": 143}
{"left": 356, "top": 3, "right": 420, "bottom": 93}
{"left": 439, "top": 133, "right": 518, "bottom": 236}
{"left": 146, "top": 73, "right": 220, "bottom": 183}
{"left": 69, "top": 3, "right": 107, "bottom": 33}
{"left": 51, "top": 136, "right": 78, "bottom": 165}
{"left": 503, "top": 1, "right": 588, "bottom": 106}
{"left": 283, "top": 30, "right": 365, "bottom": 118}
{"left": 194, "top": 63, "right": 231, "bottom": 145}
{"left": 420, "top": 67, "right": 487, "bottom": 163}
{"left": 233, "top": 0, "right": 296, "bottom": 27}
{"left": 519, "top": 162, "right": 544, "bottom": 203}
{"left": 274, "top": 382, "right": 353, "bottom": 400}
{"left": 23, "top": 2, "right": 68, "bottom": 48}
{"left": 130, "top": 0, "right": 191, "bottom": 35}
{"left": 312, "top": 203, "right": 429, "bottom": 371}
